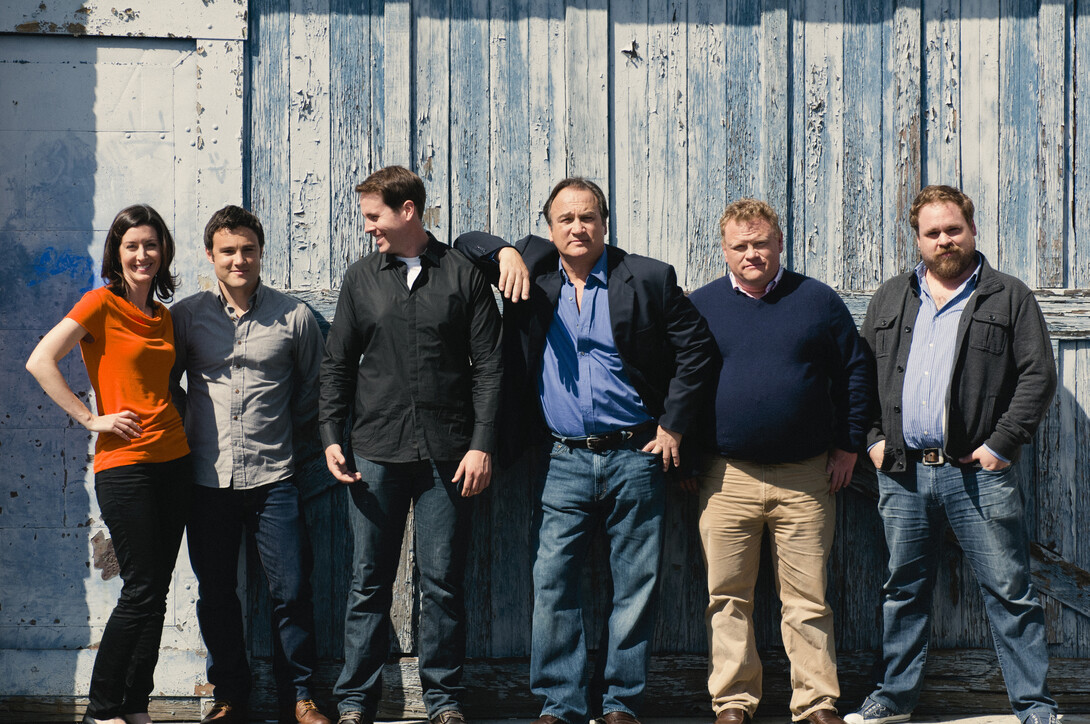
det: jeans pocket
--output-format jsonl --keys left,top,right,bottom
{"left": 549, "top": 441, "right": 569, "bottom": 458}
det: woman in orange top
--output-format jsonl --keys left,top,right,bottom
{"left": 26, "top": 205, "right": 191, "bottom": 724}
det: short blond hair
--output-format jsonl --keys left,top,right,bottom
{"left": 719, "top": 198, "right": 782, "bottom": 239}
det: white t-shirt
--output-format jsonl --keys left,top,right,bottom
{"left": 397, "top": 255, "right": 423, "bottom": 289}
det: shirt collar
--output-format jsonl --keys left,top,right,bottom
{"left": 559, "top": 249, "right": 609, "bottom": 287}
{"left": 382, "top": 233, "right": 442, "bottom": 269}
{"left": 728, "top": 265, "right": 784, "bottom": 298}
{"left": 914, "top": 252, "right": 982, "bottom": 302}
{"left": 217, "top": 279, "right": 263, "bottom": 319}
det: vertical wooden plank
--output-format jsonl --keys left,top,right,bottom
{"left": 384, "top": 1, "right": 412, "bottom": 165}
{"left": 527, "top": 0, "right": 566, "bottom": 233}
{"left": 250, "top": 0, "right": 292, "bottom": 290}
{"left": 487, "top": 0, "right": 533, "bottom": 658}
{"left": 1037, "top": 342, "right": 1078, "bottom": 654}
{"left": 798, "top": 0, "right": 844, "bottom": 288}
{"left": 842, "top": 0, "right": 885, "bottom": 291}
{"left": 449, "top": 0, "right": 490, "bottom": 235}
{"left": 959, "top": 1, "right": 1000, "bottom": 263}
{"left": 1073, "top": 3, "right": 1090, "bottom": 288}
{"left": 922, "top": 0, "right": 960, "bottom": 185}
{"left": 611, "top": 0, "right": 650, "bottom": 254}
{"left": 448, "top": 0, "right": 493, "bottom": 658}
{"left": 759, "top": 0, "right": 789, "bottom": 233}
{"left": 833, "top": 0, "right": 888, "bottom": 652}
{"left": 684, "top": 0, "right": 727, "bottom": 289}
{"left": 1075, "top": 342, "right": 1090, "bottom": 655}
{"left": 414, "top": 0, "right": 451, "bottom": 240}
{"left": 489, "top": 0, "right": 531, "bottom": 244}
{"left": 723, "top": 1, "right": 761, "bottom": 206}
{"left": 330, "top": 2, "right": 374, "bottom": 282}
{"left": 998, "top": 0, "right": 1039, "bottom": 280}
{"left": 881, "top": 0, "right": 922, "bottom": 280}
{"left": 289, "top": 0, "right": 331, "bottom": 290}
{"left": 642, "top": 0, "right": 687, "bottom": 278}
{"left": 565, "top": 0, "right": 610, "bottom": 186}
{"left": 1037, "top": 0, "right": 1067, "bottom": 288}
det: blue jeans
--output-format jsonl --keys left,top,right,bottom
{"left": 335, "top": 457, "right": 472, "bottom": 719}
{"left": 88, "top": 456, "right": 191, "bottom": 719}
{"left": 531, "top": 438, "right": 666, "bottom": 724}
{"left": 871, "top": 462, "right": 1056, "bottom": 721}
{"left": 187, "top": 478, "right": 318, "bottom": 711}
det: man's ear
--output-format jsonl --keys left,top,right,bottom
{"left": 401, "top": 199, "right": 416, "bottom": 221}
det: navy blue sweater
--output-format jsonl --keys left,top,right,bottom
{"left": 688, "top": 270, "right": 872, "bottom": 463}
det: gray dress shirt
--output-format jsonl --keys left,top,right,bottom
{"left": 171, "top": 282, "right": 324, "bottom": 489}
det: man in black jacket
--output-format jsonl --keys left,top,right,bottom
{"left": 848, "top": 185, "right": 1058, "bottom": 724}
{"left": 455, "top": 177, "right": 717, "bottom": 724}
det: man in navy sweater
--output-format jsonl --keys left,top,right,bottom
{"left": 688, "top": 199, "right": 872, "bottom": 724}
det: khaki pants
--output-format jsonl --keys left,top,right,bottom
{"left": 697, "top": 454, "right": 839, "bottom": 720}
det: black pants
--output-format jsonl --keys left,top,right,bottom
{"left": 87, "top": 456, "right": 191, "bottom": 718}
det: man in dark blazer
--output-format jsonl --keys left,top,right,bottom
{"left": 455, "top": 177, "right": 717, "bottom": 724}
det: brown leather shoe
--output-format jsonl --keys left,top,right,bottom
{"left": 600, "top": 712, "right": 640, "bottom": 724}
{"left": 715, "top": 709, "right": 752, "bottom": 724}
{"left": 201, "top": 700, "right": 247, "bottom": 724}
{"left": 432, "top": 711, "right": 467, "bottom": 724}
{"left": 295, "top": 699, "right": 332, "bottom": 724}
{"left": 533, "top": 716, "right": 561, "bottom": 724}
{"left": 807, "top": 710, "right": 847, "bottom": 724}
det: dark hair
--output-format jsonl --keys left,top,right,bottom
{"left": 354, "top": 165, "right": 426, "bottom": 218}
{"left": 542, "top": 177, "right": 610, "bottom": 226}
{"left": 204, "top": 205, "right": 265, "bottom": 251}
{"left": 910, "top": 185, "right": 976, "bottom": 231}
{"left": 101, "top": 204, "right": 176, "bottom": 304}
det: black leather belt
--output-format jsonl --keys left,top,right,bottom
{"left": 906, "top": 448, "right": 946, "bottom": 466}
{"left": 551, "top": 420, "right": 657, "bottom": 452}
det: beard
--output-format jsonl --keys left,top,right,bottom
{"left": 925, "top": 245, "right": 974, "bottom": 280}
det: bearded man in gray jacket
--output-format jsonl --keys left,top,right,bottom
{"left": 848, "top": 185, "right": 1057, "bottom": 724}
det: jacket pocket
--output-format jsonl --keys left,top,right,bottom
{"left": 871, "top": 315, "right": 898, "bottom": 358}
{"left": 968, "top": 310, "right": 1010, "bottom": 355}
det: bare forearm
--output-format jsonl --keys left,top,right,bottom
{"left": 26, "top": 357, "right": 94, "bottom": 428}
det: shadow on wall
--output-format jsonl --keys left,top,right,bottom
{"left": 0, "top": 33, "right": 98, "bottom": 701}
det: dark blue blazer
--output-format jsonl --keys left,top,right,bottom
{"left": 455, "top": 231, "right": 718, "bottom": 468}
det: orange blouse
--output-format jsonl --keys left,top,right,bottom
{"left": 66, "top": 287, "right": 189, "bottom": 473}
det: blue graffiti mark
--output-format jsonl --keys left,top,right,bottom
{"left": 27, "top": 247, "right": 95, "bottom": 292}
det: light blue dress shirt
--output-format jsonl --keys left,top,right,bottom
{"left": 538, "top": 253, "right": 652, "bottom": 437}
{"left": 900, "top": 255, "right": 1004, "bottom": 461}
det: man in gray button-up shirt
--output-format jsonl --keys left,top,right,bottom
{"left": 171, "top": 205, "right": 331, "bottom": 724}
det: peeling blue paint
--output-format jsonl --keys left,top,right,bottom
{"left": 26, "top": 247, "right": 94, "bottom": 292}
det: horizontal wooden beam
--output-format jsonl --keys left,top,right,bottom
{"left": 4, "top": 649, "right": 1065, "bottom": 721}
{"left": 841, "top": 289, "right": 1090, "bottom": 340}
{"left": 292, "top": 287, "right": 1090, "bottom": 340}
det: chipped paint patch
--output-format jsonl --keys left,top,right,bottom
{"left": 90, "top": 531, "right": 119, "bottom": 580}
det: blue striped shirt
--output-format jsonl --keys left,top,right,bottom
{"left": 538, "top": 253, "right": 652, "bottom": 437}
{"left": 901, "top": 258, "right": 983, "bottom": 452}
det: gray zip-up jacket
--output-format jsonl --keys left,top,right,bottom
{"left": 861, "top": 254, "right": 1056, "bottom": 472}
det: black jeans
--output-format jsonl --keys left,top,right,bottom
{"left": 87, "top": 456, "right": 191, "bottom": 718}
{"left": 187, "top": 479, "right": 319, "bottom": 711}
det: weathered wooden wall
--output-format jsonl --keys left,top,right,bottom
{"left": 244, "top": 0, "right": 1090, "bottom": 717}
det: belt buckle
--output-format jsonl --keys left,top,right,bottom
{"left": 585, "top": 435, "right": 607, "bottom": 453}
{"left": 922, "top": 448, "right": 945, "bottom": 466}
